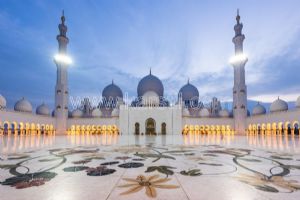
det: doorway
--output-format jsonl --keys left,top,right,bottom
{"left": 145, "top": 118, "right": 156, "bottom": 135}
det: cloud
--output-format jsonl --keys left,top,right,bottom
{"left": 0, "top": 0, "right": 300, "bottom": 110}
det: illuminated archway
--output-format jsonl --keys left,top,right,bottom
{"left": 145, "top": 118, "right": 156, "bottom": 135}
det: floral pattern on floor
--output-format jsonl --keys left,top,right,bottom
{"left": 1, "top": 143, "right": 300, "bottom": 199}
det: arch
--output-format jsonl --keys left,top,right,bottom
{"left": 3, "top": 121, "right": 10, "bottom": 134}
{"left": 11, "top": 121, "right": 18, "bottom": 134}
{"left": 161, "top": 122, "right": 166, "bottom": 135}
{"left": 293, "top": 121, "right": 299, "bottom": 135}
{"left": 19, "top": 122, "right": 24, "bottom": 133}
{"left": 135, "top": 122, "right": 140, "bottom": 135}
{"left": 285, "top": 121, "right": 291, "bottom": 135}
{"left": 145, "top": 118, "right": 156, "bottom": 135}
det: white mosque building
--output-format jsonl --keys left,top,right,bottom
{"left": 0, "top": 12, "right": 299, "bottom": 136}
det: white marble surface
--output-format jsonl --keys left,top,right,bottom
{"left": 0, "top": 134, "right": 300, "bottom": 200}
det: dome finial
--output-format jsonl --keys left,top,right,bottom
{"left": 187, "top": 78, "right": 190, "bottom": 84}
{"left": 150, "top": 67, "right": 152, "bottom": 75}
{"left": 112, "top": 79, "right": 114, "bottom": 85}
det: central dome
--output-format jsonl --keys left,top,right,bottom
{"left": 137, "top": 71, "right": 164, "bottom": 97}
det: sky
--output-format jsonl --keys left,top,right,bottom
{"left": 0, "top": 0, "right": 300, "bottom": 110}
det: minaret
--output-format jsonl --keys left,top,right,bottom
{"left": 231, "top": 10, "right": 248, "bottom": 134}
{"left": 54, "top": 11, "right": 71, "bottom": 134}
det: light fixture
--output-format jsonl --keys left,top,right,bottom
{"left": 54, "top": 54, "right": 73, "bottom": 65}
{"left": 229, "top": 53, "right": 248, "bottom": 65}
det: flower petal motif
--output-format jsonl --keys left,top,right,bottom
{"left": 119, "top": 174, "right": 179, "bottom": 198}
{"left": 146, "top": 186, "right": 157, "bottom": 198}
{"left": 120, "top": 185, "right": 143, "bottom": 195}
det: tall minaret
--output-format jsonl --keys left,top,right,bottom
{"left": 54, "top": 11, "right": 71, "bottom": 134}
{"left": 231, "top": 10, "right": 248, "bottom": 134}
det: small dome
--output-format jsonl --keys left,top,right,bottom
{"left": 92, "top": 108, "right": 102, "bottom": 117}
{"left": 219, "top": 109, "right": 230, "bottom": 118}
{"left": 142, "top": 91, "right": 160, "bottom": 106}
{"left": 36, "top": 103, "right": 50, "bottom": 115}
{"left": 296, "top": 96, "right": 300, "bottom": 109}
{"left": 0, "top": 94, "right": 6, "bottom": 109}
{"left": 182, "top": 108, "right": 190, "bottom": 116}
{"left": 72, "top": 109, "right": 83, "bottom": 118}
{"left": 102, "top": 81, "right": 123, "bottom": 101}
{"left": 199, "top": 108, "right": 210, "bottom": 118}
{"left": 111, "top": 108, "right": 119, "bottom": 117}
{"left": 14, "top": 97, "right": 32, "bottom": 113}
{"left": 270, "top": 98, "right": 288, "bottom": 113}
{"left": 252, "top": 103, "right": 266, "bottom": 115}
{"left": 137, "top": 71, "right": 164, "bottom": 97}
{"left": 178, "top": 81, "right": 199, "bottom": 101}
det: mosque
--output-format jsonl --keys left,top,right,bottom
{"left": 0, "top": 12, "right": 299, "bottom": 136}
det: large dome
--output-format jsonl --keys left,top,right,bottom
{"left": 0, "top": 94, "right": 6, "bottom": 109}
{"left": 252, "top": 103, "right": 266, "bottom": 115}
{"left": 270, "top": 98, "right": 288, "bottom": 113}
{"left": 102, "top": 81, "right": 123, "bottom": 100}
{"left": 178, "top": 81, "right": 199, "bottom": 101}
{"left": 137, "top": 71, "right": 164, "bottom": 97}
{"left": 36, "top": 103, "right": 50, "bottom": 116}
{"left": 14, "top": 97, "right": 32, "bottom": 113}
{"left": 296, "top": 96, "right": 300, "bottom": 109}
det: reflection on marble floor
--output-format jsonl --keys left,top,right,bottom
{"left": 0, "top": 134, "right": 300, "bottom": 200}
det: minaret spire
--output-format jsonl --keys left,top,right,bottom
{"left": 57, "top": 10, "right": 69, "bottom": 53}
{"left": 233, "top": 9, "right": 244, "bottom": 54}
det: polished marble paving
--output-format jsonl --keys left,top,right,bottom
{"left": 0, "top": 133, "right": 300, "bottom": 200}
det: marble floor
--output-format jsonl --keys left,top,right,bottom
{"left": 0, "top": 134, "right": 300, "bottom": 200}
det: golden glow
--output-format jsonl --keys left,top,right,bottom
{"left": 229, "top": 53, "right": 248, "bottom": 64}
{"left": 54, "top": 54, "right": 72, "bottom": 65}
{"left": 182, "top": 124, "right": 234, "bottom": 136}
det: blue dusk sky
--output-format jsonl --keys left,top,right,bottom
{"left": 0, "top": 0, "right": 300, "bottom": 109}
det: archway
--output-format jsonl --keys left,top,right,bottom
{"left": 145, "top": 118, "right": 156, "bottom": 135}
{"left": 3, "top": 121, "right": 10, "bottom": 134}
{"left": 134, "top": 123, "right": 140, "bottom": 135}
{"left": 161, "top": 123, "right": 166, "bottom": 135}
{"left": 293, "top": 121, "right": 299, "bottom": 135}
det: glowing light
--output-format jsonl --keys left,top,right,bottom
{"left": 54, "top": 54, "right": 72, "bottom": 65}
{"left": 229, "top": 53, "right": 248, "bottom": 65}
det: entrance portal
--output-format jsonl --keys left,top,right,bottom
{"left": 146, "top": 118, "right": 156, "bottom": 135}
